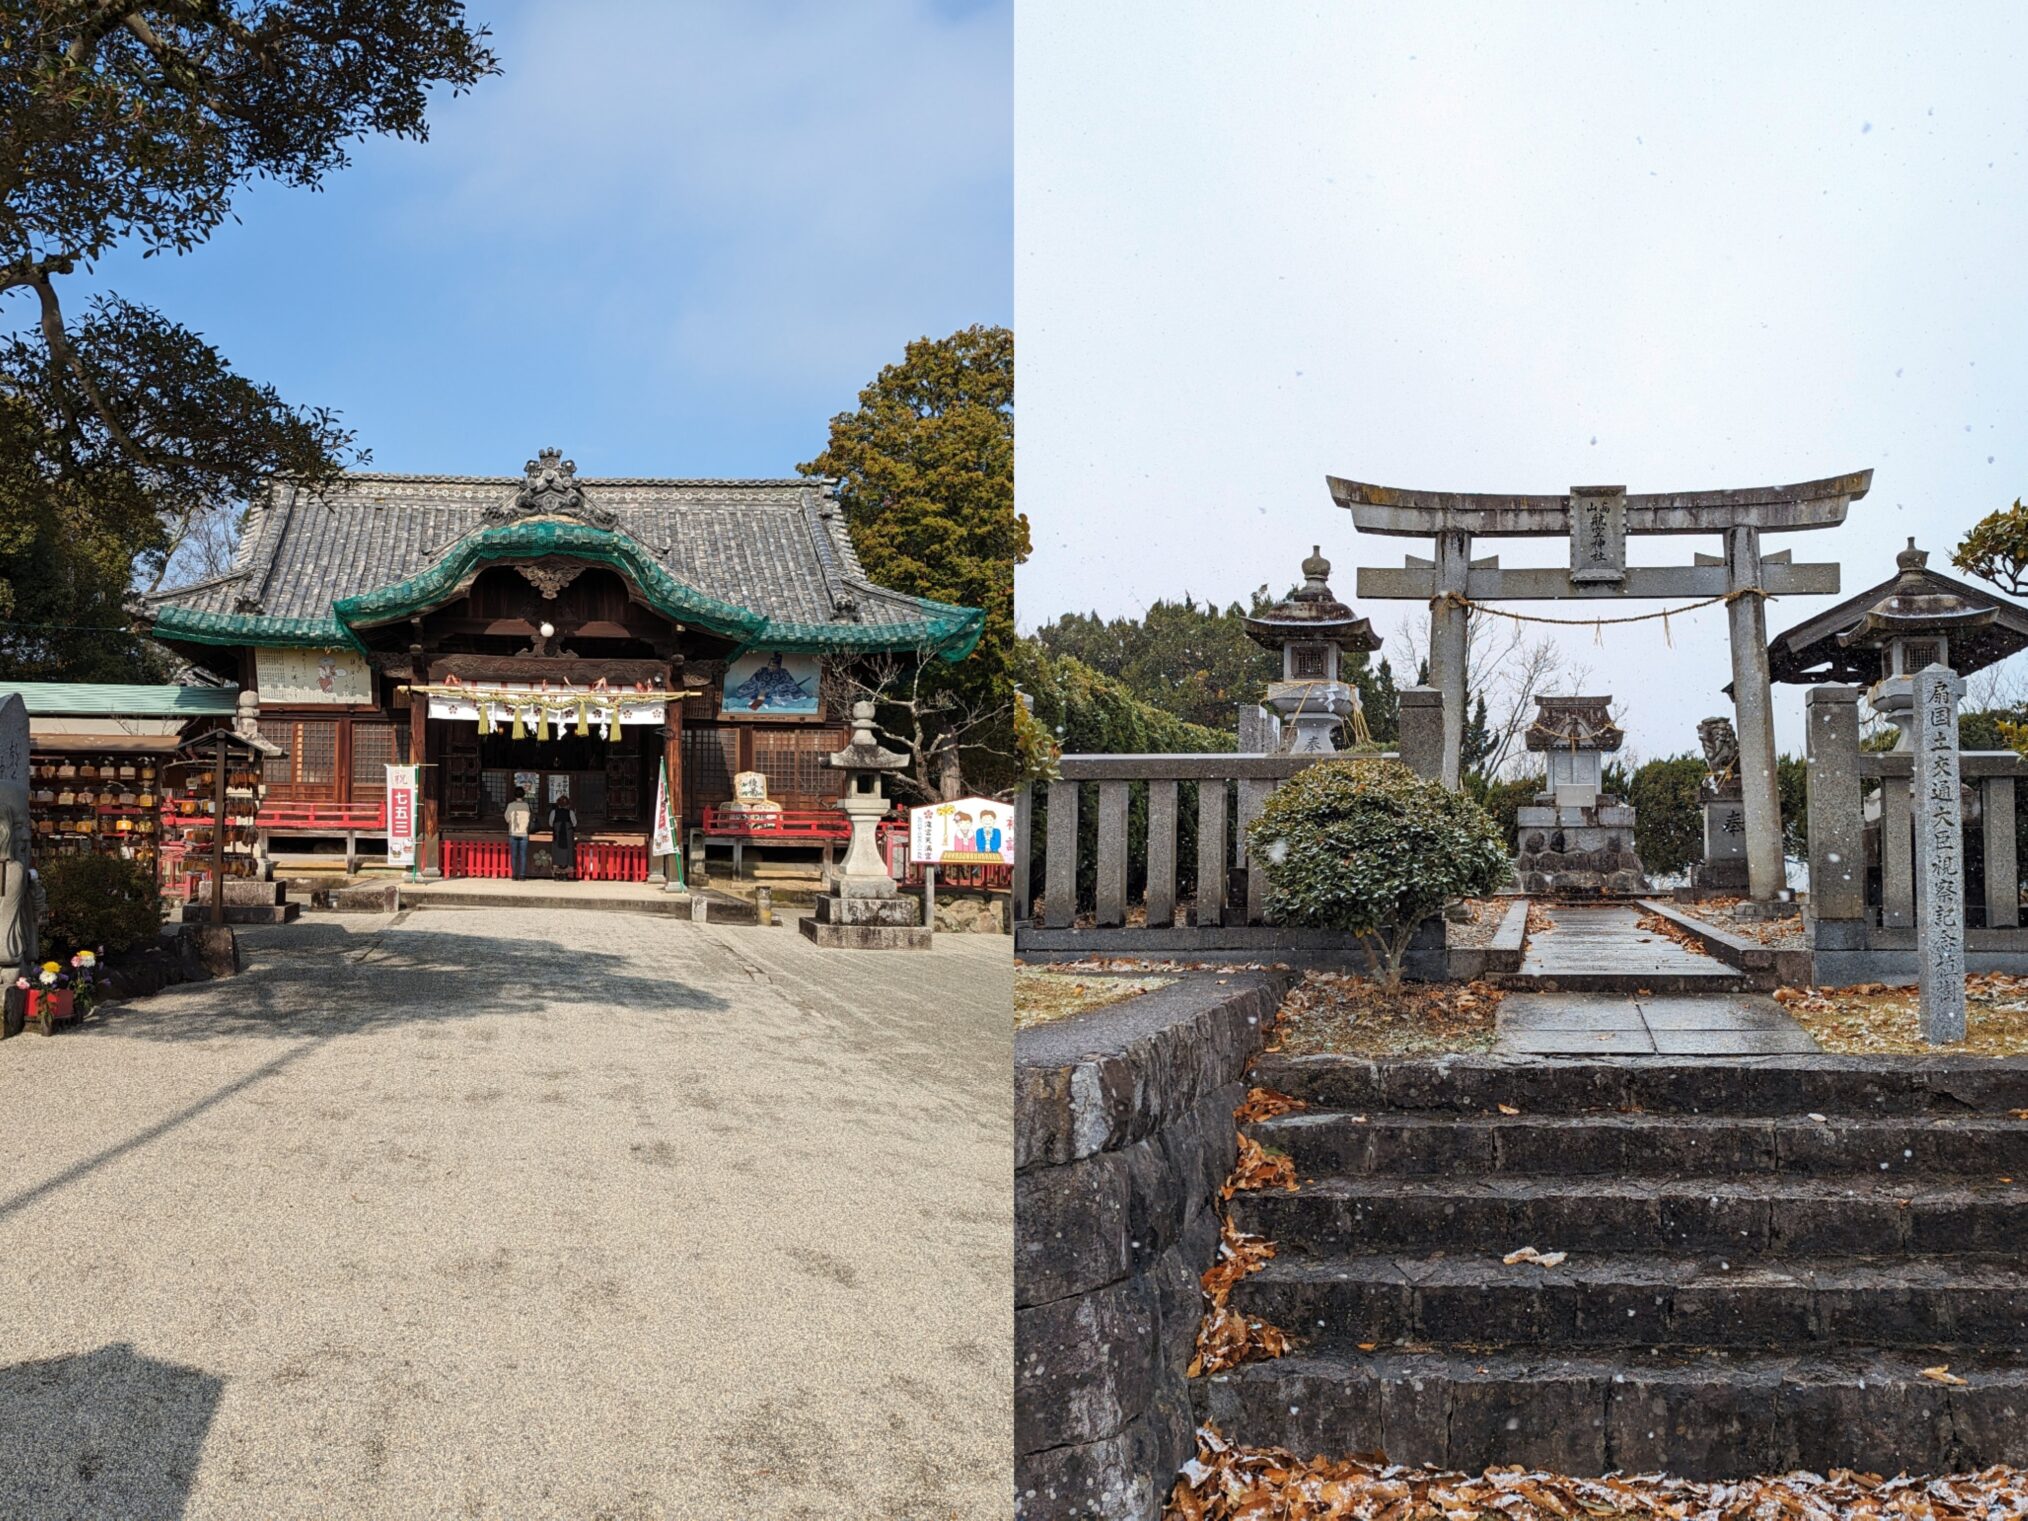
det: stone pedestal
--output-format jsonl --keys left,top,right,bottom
{"left": 800, "top": 875, "right": 933, "bottom": 950}
{"left": 1513, "top": 801, "right": 1648, "bottom": 896}
{"left": 1692, "top": 796, "right": 1751, "bottom": 892}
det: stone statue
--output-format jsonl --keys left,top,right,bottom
{"left": 1697, "top": 716, "right": 1741, "bottom": 798}
{"left": 0, "top": 694, "right": 37, "bottom": 987}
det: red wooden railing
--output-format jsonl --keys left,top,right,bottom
{"left": 441, "top": 837, "right": 648, "bottom": 883}
{"left": 700, "top": 806, "right": 852, "bottom": 842}
{"left": 878, "top": 821, "right": 1013, "bottom": 891}
{"left": 257, "top": 800, "right": 387, "bottom": 832}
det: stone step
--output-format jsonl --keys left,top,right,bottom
{"left": 1230, "top": 1174, "right": 2028, "bottom": 1258}
{"left": 1251, "top": 1111, "right": 2028, "bottom": 1179}
{"left": 1229, "top": 1253, "right": 2028, "bottom": 1351}
{"left": 1194, "top": 1346, "right": 2028, "bottom": 1480}
{"left": 1249, "top": 1053, "right": 2028, "bottom": 1117}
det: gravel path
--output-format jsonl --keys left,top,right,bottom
{"left": 0, "top": 908, "right": 1012, "bottom": 1520}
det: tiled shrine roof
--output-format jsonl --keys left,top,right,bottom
{"left": 146, "top": 465, "right": 981, "bottom": 661}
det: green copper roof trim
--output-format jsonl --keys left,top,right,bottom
{"left": 332, "top": 521, "right": 769, "bottom": 643}
{"left": 150, "top": 518, "right": 985, "bottom": 663}
{"left": 745, "top": 602, "right": 984, "bottom": 662}
{"left": 150, "top": 607, "right": 362, "bottom": 651}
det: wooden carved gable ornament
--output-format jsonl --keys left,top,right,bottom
{"left": 485, "top": 447, "right": 619, "bottom": 529}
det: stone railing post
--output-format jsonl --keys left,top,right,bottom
{"left": 1397, "top": 687, "right": 1445, "bottom": 781}
{"left": 1804, "top": 685, "right": 1865, "bottom": 937}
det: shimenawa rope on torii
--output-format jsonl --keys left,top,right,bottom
{"left": 1428, "top": 585, "right": 1771, "bottom": 646}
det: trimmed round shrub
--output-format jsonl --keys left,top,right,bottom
{"left": 1247, "top": 760, "right": 1510, "bottom": 987}
{"left": 39, "top": 852, "right": 163, "bottom": 956}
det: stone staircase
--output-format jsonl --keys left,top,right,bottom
{"left": 1201, "top": 1054, "right": 2028, "bottom": 1479}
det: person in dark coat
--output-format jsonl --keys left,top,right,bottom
{"left": 548, "top": 794, "right": 578, "bottom": 880}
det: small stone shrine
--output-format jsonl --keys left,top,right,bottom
{"left": 1512, "top": 695, "right": 1648, "bottom": 897}
{"left": 1240, "top": 548, "right": 1381, "bottom": 753}
{"left": 800, "top": 700, "right": 930, "bottom": 950}
{"left": 1692, "top": 715, "right": 1750, "bottom": 892}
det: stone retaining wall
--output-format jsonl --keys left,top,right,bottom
{"left": 1014, "top": 971, "right": 1289, "bottom": 1520}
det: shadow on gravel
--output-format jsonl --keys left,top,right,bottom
{"left": 0, "top": 1343, "right": 221, "bottom": 1519}
{"left": 72, "top": 915, "right": 735, "bottom": 1045}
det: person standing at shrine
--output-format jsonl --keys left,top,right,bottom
{"left": 504, "top": 788, "right": 533, "bottom": 880}
{"left": 549, "top": 793, "right": 579, "bottom": 881}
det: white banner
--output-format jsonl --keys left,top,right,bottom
{"left": 385, "top": 764, "right": 418, "bottom": 867}
{"left": 651, "top": 757, "right": 676, "bottom": 858}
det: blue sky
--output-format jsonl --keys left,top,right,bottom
{"left": 77, "top": 0, "right": 1010, "bottom": 480}
{"left": 1017, "top": 2, "right": 2028, "bottom": 752}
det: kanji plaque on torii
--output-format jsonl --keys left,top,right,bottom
{"left": 1333, "top": 470, "right": 1872, "bottom": 900}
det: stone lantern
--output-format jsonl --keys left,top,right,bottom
{"left": 1241, "top": 548, "right": 1382, "bottom": 753}
{"left": 1839, "top": 541, "right": 2008, "bottom": 750}
{"left": 799, "top": 700, "right": 931, "bottom": 950}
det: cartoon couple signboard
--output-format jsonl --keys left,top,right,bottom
{"left": 909, "top": 797, "right": 1015, "bottom": 866}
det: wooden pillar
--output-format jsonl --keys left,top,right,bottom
{"left": 1430, "top": 530, "right": 1471, "bottom": 790}
{"left": 408, "top": 647, "right": 438, "bottom": 876}
{"left": 661, "top": 680, "right": 685, "bottom": 889}
{"left": 1725, "top": 526, "right": 1784, "bottom": 899}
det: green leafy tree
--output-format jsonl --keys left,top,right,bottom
{"left": 1952, "top": 499, "right": 2028, "bottom": 594}
{"left": 801, "top": 325, "right": 1025, "bottom": 798}
{"left": 1014, "top": 638, "right": 1231, "bottom": 915}
{"left": 1629, "top": 752, "right": 1811, "bottom": 877}
{"left": 1, "top": 2, "right": 497, "bottom": 677}
{"left": 1247, "top": 759, "right": 1509, "bottom": 989}
{"left": 1032, "top": 589, "right": 1400, "bottom": 742}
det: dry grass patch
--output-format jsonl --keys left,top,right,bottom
{"left": 1774, "top": 975, "right": 2028, "bottom": 1056}
{"left": 1012, "top": 966, "right": 1175, "bottom": 1030}
{"left": 1271, "top": 972, "right": 1504, "bottom": 1057}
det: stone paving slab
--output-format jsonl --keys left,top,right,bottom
{"left": 1497, "top": 991, "right": 1819, "bottom": 1058}
{"left": 0, "top": 908, "right": 1011, "bottom": 1520}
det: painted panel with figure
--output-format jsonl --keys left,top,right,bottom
{"left": 721, "top": 651, "right": 821, "bottom": 717}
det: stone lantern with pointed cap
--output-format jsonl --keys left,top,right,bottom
{"left": 1241, "top": 548, "right": 1382, "bottom": 753}
{"left": 800, "top": 700, "right": 931, "bottom": 950}
{"left": 1838, "top": 540, "right": 2019, "bottom": 750}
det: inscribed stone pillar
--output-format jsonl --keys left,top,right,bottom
{"left": 1803, "top": 686, "right": 1866, "bottom": 927}
{"left": 1396, "top": 687, "right": 1445, "bottom": 782}
{"left": 1912, "top": 665, "right": 1967, "bottom": 1044}
{"left": 0, "top": 693, "right": 34, "bottom": 986}
{"left": 1725, "top": 525, "right": 1785, "bottom": 898}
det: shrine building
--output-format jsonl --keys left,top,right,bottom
{"left": 144, "top": 451, "right": 981, "bottom": 879}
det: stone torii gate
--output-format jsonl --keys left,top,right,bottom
{"left": 1334, "top": 470, "right": 1872, "bottom": 900}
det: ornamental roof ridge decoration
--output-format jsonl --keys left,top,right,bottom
{"left": 484, "top": 448, "right": 619, "bottom": 529}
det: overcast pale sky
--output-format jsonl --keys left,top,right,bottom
{"left": 76, "top": 0, "right": 1009, "bottom": 479}
{"left": 1016, "top": 2, "right": 2028, "bottom": 761}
